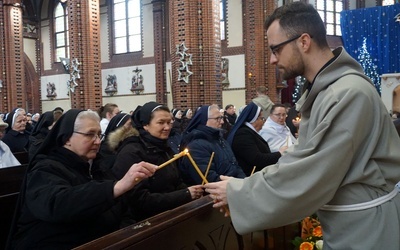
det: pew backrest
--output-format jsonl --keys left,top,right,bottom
{"left": 74, "top": 196, "right": 243, "bottom": 250}
{"left": 0, "top": 164, "right": 28, "bottom": 250}
{"left": 13, "top": 151, "right": 29, "bottom": 165}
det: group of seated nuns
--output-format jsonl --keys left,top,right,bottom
{"left": 7, "top": 101, "right": 282, "bottom": 249}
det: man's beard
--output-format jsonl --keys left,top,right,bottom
{"left": 278, "top": 49, "right": 304, "bottom": 81}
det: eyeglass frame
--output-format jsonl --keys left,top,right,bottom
{"left": 269, "top": 34, "right": 301, "bottom": 56}
{"left": 271, "top": 113, "right": 288, "bottom": 118}
{"left": 73, "top": 131, "right": 104, "bottom": 141}
{"left": 208, "top": 116, "right": 224, "bottom": 122}
{"left": 258, "top": 116, "right": 267, "bottom": 122}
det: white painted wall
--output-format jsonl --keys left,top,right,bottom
{"left": 381, "top": 73, "right": 400, "bottom": 114}
{"left": 100, "top": 5, "right": 110, "bottom": 63}
{"left": 227, "top": 0, "right": 243, "bottom": 47}
{"left": 142, "top": 0, "right": 154, "bottom": 58}
{"left": 41, "top": 21, "right": 51, "bottom": 71}
{"left": 24, "top": 38, "right": 37, "bottom": 71}
{"left": 223, "top": 55, "right": 245, "bottom": 89}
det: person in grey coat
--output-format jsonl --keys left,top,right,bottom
{"left": 205, "top": 2, "right": 400, "bottom": 249}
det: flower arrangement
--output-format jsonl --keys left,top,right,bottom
{"left": 292, "top": 214, "right": 323, "bottom": 250}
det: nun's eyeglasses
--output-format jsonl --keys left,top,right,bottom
{"left": 74, "top": 131, "right": 104, "bottom": 141}
{"left": 208, "top": 116, "right": 224, "bottom": 122}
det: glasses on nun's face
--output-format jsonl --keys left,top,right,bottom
{"left": 208, "top": 116, "right": 225, "bottom": 123}
{"left": 73, "top": 131, "right": 105, "bottom": 142}
{"left": 258, "top": 116, "right": 267, "bottom": 122}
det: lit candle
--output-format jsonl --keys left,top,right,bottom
{"left": 202, "top": 152, "right": 215, "bottom": 185}
{"left": 135, "top": 149, "right": 188, "bottom": 182}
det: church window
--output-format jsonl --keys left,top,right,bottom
{"left": 317, "top": 0, "right": 344, "bottom": 36}
{"left": 54, "top": 2, "right": 69, "bottom": 62}
{"left": 112, "top": 0, "right": 142, "bottom": 54}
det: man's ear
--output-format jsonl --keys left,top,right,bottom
{"left": 299, "top": 33, "right": 312, "bottom": 52}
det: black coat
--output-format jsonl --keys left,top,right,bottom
{"left": 12, "top": 147, "right": 125, "bottom": 249}
{"left": 179, "top": 125, "right": 246, "bottom": 185}
{"left": 2, "top": 129, "right": 29, "bottom": 153}
{"left": 112, "top": 133, "right": 192, "bottom": 221}
{"left": 232, "top": 125, "right": 281, "bottom": 176}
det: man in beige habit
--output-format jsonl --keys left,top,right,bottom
{"left": 205, "top": 2, "right": 400, "bottom": 249}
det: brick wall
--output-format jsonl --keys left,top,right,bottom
{"left": 68, "top": 0, "right": 102, "bottom": 110}
{"left": 169, "top": 0, "right": 222, "bottom": 110}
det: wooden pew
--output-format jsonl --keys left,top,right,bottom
{"left": 13, "top": 151, "right": 29, "bottom": 165}
{"left": 75, "top": 195, "right": 300, "bottom": 250}
{"left": 0, "top": 164, "right": 28, "bottom": 250}
{"left": 0, "top": 166, "right": 300, "bottom": 250}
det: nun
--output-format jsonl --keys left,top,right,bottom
{"left": 227, "top": 102, "right": 285, "bottom": 176}
{"left": 7, "top": 109, "right": 156, "bottom": 249}
{"left": 111, "top": 102, "right": 203, "bottom": 221}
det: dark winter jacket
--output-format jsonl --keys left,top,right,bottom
{"left": 12, "top": 147, "right": 125, "bottom": 249}
{"left": 112, "top": 127, "right": 192, "bottom": 221}
{"left": 179, "top": 125, "right": 246, "bottom": 185}
{"left": 232, "top": 125, "right": 281, "bottom": 176}
{"left": 2, "top": 129, "right": 29, "bottom": 153}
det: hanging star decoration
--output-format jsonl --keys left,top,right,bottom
{"left": 176, "top": 42, "right": 193, "bottom": 83}
{"left": 67, "top": 58, "right": 81, "bottom": 94}
{"left": 395, "top": 13, "right": 400, "bottom": 23}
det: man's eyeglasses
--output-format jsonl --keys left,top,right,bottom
{"left": 74, "top": 131, "right": 104, "bottom": 141}
{"left": 269, "top": 34, "right": 301, "bottom": 56}
{"left": 208, "top": 116, "right": 224, "bottom": 122}
{"left": 272, "top": 113, "right": 288, "bottom": 118}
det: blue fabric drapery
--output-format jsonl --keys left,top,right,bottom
{"left": 340, "top": 4, "right": 400, "bottom": 76}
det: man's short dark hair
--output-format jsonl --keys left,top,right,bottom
{"left": 264, "top": 2, "right": 328, "bottom": 49}
{"left": 53, "top": 107, "right": 64, "bottom": 114}
{"left": 270, "top": 104, "right": 286, "bottom": 114}
{"left": 225, "top": 104, "right": 234, "bottom": 110}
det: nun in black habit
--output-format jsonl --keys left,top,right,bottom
{"left": 111, "top": 102, "right": 204, "bottom": 221}
{"left": 7, "top": 109, "right": 156, "bottom": 249}
{"left": 28, "top": 111, "right": 54, "bottom": 161}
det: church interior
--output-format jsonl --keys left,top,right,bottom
{"left": 0, "top": 0, "right": 397, "bottom": 114}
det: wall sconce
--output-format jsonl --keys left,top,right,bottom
{"left": 248, "top": 72, "right": 253, "bottom": 79}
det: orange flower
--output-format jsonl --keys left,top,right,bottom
{"left": 313, "top": 226, "right": 323, "bottom": 237}
{"left": 299, "top": 242, "right": 314, "bottom": 250}
{"left": 301, "top": 217, "right": 314, "bottom": 239}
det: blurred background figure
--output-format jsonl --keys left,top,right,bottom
{"left": 98, "top": 103, "right": 120, "bottom": 133}
{"left": 0, "top": 117, "right": 21, "bottom": 168}
{"left": 252, "top": 86, "right": 274, "bottom": 118}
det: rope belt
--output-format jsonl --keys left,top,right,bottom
{"left": 320, "top": 182, "right": 400, "bottom": 212}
